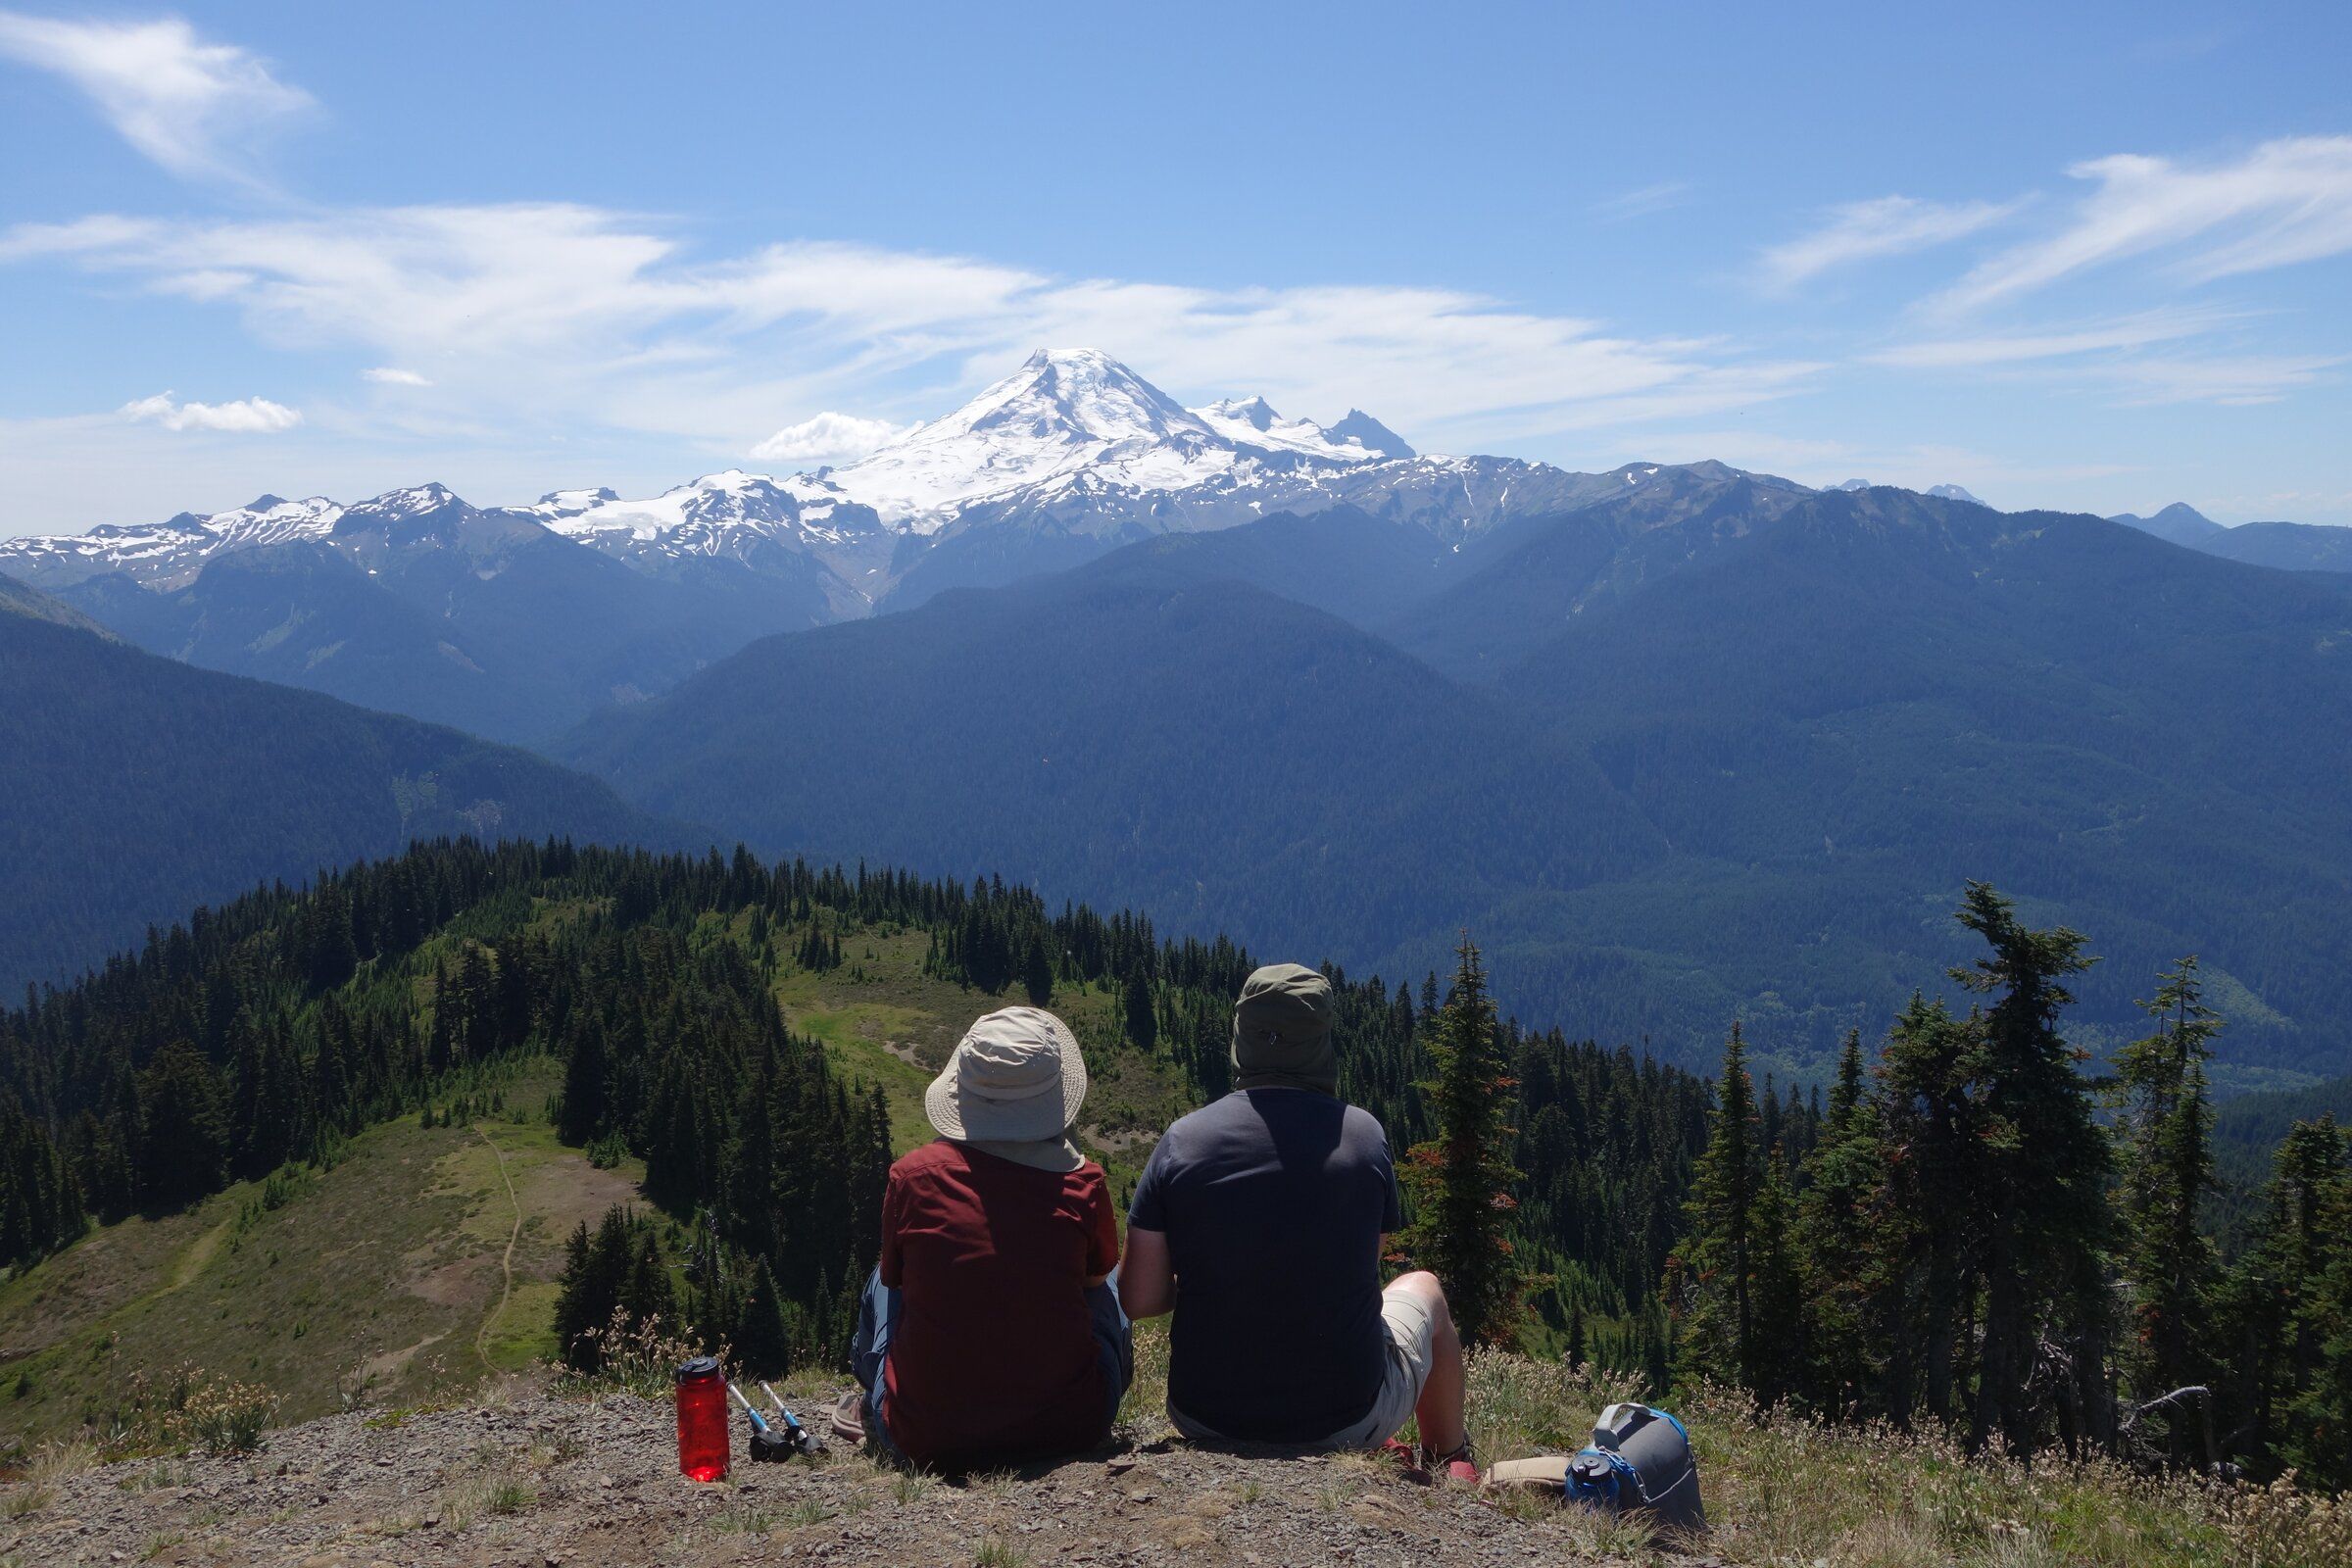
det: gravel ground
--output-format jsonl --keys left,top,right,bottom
{"left": 0, "top": 1383, "right": 1708, "bottom": 1567}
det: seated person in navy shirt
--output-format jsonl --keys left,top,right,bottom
{"left": 839, "top": 1006, "right": 1131, "bottom": 1471}
{"left": 1117, "top": 964, "right": 1477, "bottom": 1481}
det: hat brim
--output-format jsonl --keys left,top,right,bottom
{"left": 923, "top": 1029, "right": 1089, "bottom": 1145}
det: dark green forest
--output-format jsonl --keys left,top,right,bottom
{"left": 1671, "top": 885, "right": 2352, "bottom": 1489}
{"left": 0, "top": 837, "right": 1717, "bottom": 1378}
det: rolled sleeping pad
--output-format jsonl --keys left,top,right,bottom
{"left": 1483, "top": 1402, "right": 1704, "bottom": 1534}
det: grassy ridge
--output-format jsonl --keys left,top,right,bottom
{"left": 0, "top": 1062, "right": 646, "bottom": 1446}
{"left": 0, "top": 906, "right": 1200, "bottom": 1448}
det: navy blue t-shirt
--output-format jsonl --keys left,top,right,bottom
{"left": 1128, "top": 1087, "right": 1402, "bottom": 1441}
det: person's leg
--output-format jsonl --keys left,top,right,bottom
{"left": 842, "top": 1267, "right": 908, "bottom": 1459}
{"left": 851, "top": 1266, "right": 897, "bottom": 1396}
{"left": 1385, "top": 1270, "right": 1467, "bottom": 1458}
{"left": 1088, "top": 1270, "right": 1135, "bottom": 1432}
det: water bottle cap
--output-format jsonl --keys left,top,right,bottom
{"left": 677, "top": 1355, "right": 722, "bottom": 1384}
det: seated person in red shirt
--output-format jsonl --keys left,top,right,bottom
{"left": 839, "top": 1006, "right": 1130, "bottom": 1471}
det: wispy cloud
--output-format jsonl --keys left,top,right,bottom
{"left": 1759, "top": 195, "right": 2021, "bottom": 288}
{"left": 0, "top": 11, "right": 311, "bottom": 183}
{"left": 1935, "top": 136, "right": 2352, "bottom": 313}
{"left": 1867, "top": 306, "right": 2242, "bottom": 368}
{"left": 362, "top": 367, "right": 431, "bottom": 386}
{"left": 750, "top": 412, "right": 913, "bottom": 464}
{"left": 1591, "top": 181, "right": 1691, "bottom": 222}
{"left": 2098, "top": 354, "right": 2338, "bottom": 407}
{"left": 120, "top": 390, "right": 301, "bottom": 432}
{"left": 3, "top": 204, "right": 1818, "bottom": 457}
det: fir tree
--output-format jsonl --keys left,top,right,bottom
{"left": 1675, "top": 1021, "right": 1760, "bottom": 1389}
{"left": 1399, "top": 937, "right": 1523, "bottom": 1348}
{"left": 2112, "top": 956, "right": 2222, "bottom": 1461}
{"left": 1950, "top": 883, "right": 2110, "bottom": 1457}
{"left": 733, "top": 1257, "right": 793, "bottom": 1378}
{"left": 135, "top": 1040, "right": 227, "bottom": 1211}
{"left": 1792, "top": 1029, "right": 1886, "bottom": 1416}
{"left": 1122, "top": 968, "right": 1157, "bottom": 1052}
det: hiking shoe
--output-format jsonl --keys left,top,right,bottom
{"left": 1377, "top": 1438, "right": 1431, "bottom": 1482}
{"left": 827, "top": 1390, "right": 868, "bottom": 1446}
{"left": 1423, "top": 1442, "right": 1481, "bottom": 1484}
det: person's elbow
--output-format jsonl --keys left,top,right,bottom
{"left": 1119, "top": 1227, "right": 1175, "bottom": 1319}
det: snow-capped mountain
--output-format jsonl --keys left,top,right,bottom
{"left": 1189, "top": 395, "right": 1410, "bottom": 463}
{"left": 531, "top": 469, "right": 877, "bottom": 557}
{"left": 1834, "top": 478, "right": 1988, "bottom": 507}
{"left": 0, "top": 494, "right": 341, "bottom": 590}
{"left": 0, "top": 351, "right": 1751, "bottom": 617}
{"left": 806, "top": 348, "right": 1394, "bottom": 532}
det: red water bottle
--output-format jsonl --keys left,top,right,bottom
{"left": 676, "top": 1355, "right": 730, "bottom": 1482}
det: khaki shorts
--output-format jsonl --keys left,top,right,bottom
{"left": 1168, "top": 1281, "right": 1438, "bottom": 1450}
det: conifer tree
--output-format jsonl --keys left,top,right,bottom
{"left": 1950, "top": 883, "right": 2110, "bottom": 1456}
{"left": 551, "top": 1220, "right": 599, "bottom": 1367}
{"left": 2112, "top": 956, "right": 2221, "bottom": 1459}
{"left": 1675, "top": 1021, "right": 1760, "bottom": 1388}
{"left": 1793, "top": 1029, "right": 1886, "bottom": 1415}
{"left": 733, "top": 1257, "right": 793, "bottom": 1378}
{"left": 1122, "top": 967, "right": 1157, "bottom": 1052}
{"left": 1748, "top": 1149, "right": 1805, "bottom": 1406}
{"left": 2226, "top": 1116, "right": 2347, "bottom": 1472}
{"left": 1401, "top": 937, "right": 1523, "bottom": 1348}
{"left": 1022, "top": 933, "right": 1055, "bottom": 1007}
{"left": 558, "top": 1017, "right": 612, "bottom": 1145}
{"left": 135, "top": 1039, "right": 227, "bottom": 1211}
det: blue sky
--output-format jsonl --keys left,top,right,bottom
{"left": 2, "top": 1, "right": 2349, "bottom": 534}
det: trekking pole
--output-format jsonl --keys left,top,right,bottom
{"left": 731, "top": 1380, "right": 795, "bottom": 1463}
{"left": 761, "top": 1381, "right": 823, "bottom": 1455}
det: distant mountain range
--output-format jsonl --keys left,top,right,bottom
{"left": 6, "top": 348, "right": 2342, "bottom": 743}
{"left": 0, "top": 571, "right": 675, "bottom": 992}
{"left": 562, "top": 477, "right": 2352, "bottom": 1086}
{"left": 6, "top": 349, "right": 2351, "bottom": 1081}
{"left": 2110, "top": 502, "right": 2352, "bottom": 573}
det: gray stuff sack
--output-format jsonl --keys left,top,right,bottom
{"left": 1483, "top": 1401, "right": 1705, "bottom": 1534}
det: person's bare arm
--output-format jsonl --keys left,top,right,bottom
{"left": 1119, "top": 1225, "right": 1175, "bottom": 1319}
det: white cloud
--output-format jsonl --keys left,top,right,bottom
{"left": 1867, "top": 307, "right": 2241, "bottom": 368}
{"left": 2098, "top": 354, "right": 2338, "bottom": 407}
{"left": 362, "top": 367, "right": 431, "bottom": 386}
{"left": 1936, "top": 136, "right": 2352, "bottom": 313}
{"left": 750, "top": 412, "right": 912, "bottom": 463}
{"left": 3, "top": 204, "right": 1817, "bottom": 454}
{"left": 1759, "top": 196, "right": 2020, "bottom": 288}
{"left": 121, "top": 391, "right": 302, "bottom": 433}
{"left": 0, "top": 11, "right": 310, "bottom": 182}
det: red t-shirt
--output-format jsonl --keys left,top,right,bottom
{"left": 879, "top": 1141, "right": 1120, "bottom": 1470}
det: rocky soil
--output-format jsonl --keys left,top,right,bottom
{"left": 1, "top": 1382, "right": 1699, "bottom": 1567}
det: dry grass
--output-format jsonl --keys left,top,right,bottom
{"left": 1, "top": 1435, "right": 97, "bottom": 1517}
{"left": 1465, "top": 1351, "right": 2351, "bottom": 1568}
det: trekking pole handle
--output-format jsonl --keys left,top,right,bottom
{"left": 729, "top": 1380, "right": 771, "bottom": 1431}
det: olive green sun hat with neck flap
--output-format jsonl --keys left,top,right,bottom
{"left": 1230, "top": 962, "right": 1339, "bottom": 1095}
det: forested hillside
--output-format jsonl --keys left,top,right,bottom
{"left": 0, "top": 607, "right": 677, "bottom": 992}
{"left": 562, "top": 486, "right": 2352, "bottom": 1084}
{"left": 0, "top": 838, "right": 1715, "bottom": 1406}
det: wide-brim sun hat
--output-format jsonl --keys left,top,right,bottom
{"left": 924, "top": 1005, "right": 1088, "bottom": 1145}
